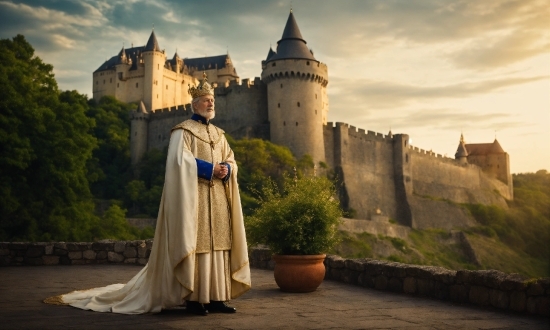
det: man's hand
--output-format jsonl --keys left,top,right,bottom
{"left": 214, "top": 163, "right": 228, "bottom": 179}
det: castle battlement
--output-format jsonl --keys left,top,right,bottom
{"left": 327, "top": 122, "right": 394, "bottom": 142}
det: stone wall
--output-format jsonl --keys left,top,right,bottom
{"left": 249, "top": 248, "right": 549, "bottom": 317}
{"left": 1, "top": 242, "right": 548, "bottom": 316}
{"left": 139, "top": 78, "right": 270, "bottom": 158}
{"left": 0, "top": 241, "right": 153, "bottom": 266}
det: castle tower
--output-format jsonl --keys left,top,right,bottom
{"left": 114, "top": 46, "right": 130, "bottom": 101}
{"left": 130, "top": 101, "right": 149, "bottom": 165}
{"left": 261, "top": 11, "right": 329, "bottom": 164}
{"left": 142, "top": 30, "right": 165, "bottom": 111}
{"left": 454, "top": 133, "right": 469, "bottom": 164}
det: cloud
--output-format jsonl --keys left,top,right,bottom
{"left": 329, "top": 75, "right": 548, "bottom": 112}
{"left": 450, "top": 30, "right": 550, "bottom": 70}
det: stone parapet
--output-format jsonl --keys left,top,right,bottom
{"left": 0, "top": 240, "right": 153, "bottom": 267}
{"left": 2, "top": 242, "right": 547, "bottom": 317}
{"left": 322, "top": 255, "right": 549, "bottom": 317}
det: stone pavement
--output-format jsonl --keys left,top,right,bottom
{"left": 0, "top": 265, "right": 547, "bottom": 329}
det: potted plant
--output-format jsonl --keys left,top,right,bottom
{"left": 246, "top": 175, "right": 342, "bottom": 292}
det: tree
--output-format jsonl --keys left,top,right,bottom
{"left": 87, "top": 96, "right": 134, "bottom": 200}
{"left": 0, "top": 35, "right": 97, "bottom": 241}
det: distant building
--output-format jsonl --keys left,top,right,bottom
{"left": 93, "top": 11, "right": 513, "bottom": 230}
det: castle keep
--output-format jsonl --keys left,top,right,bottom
{"left": 93, "top": 12, "right": 513, "bottom": 229}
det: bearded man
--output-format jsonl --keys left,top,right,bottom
{"left": 47, "top": 74, "right": 251, "bottom": 316}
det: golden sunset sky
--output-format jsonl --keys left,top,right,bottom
{"left": 1, "top": 0, "right": 548, "bottom": 173}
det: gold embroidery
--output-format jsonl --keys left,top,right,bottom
{"left": 181, "top": 119, "right": 232, "bottom": 253}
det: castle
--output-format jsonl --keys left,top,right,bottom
{"left": 93, "top": 11, "right": 513, "bottom": 230}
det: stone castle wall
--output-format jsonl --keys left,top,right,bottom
{"left": 140, "top": 78, "right": 270, "bottom": 155}
{"left": 322, "top": 123, "right": 511, "bottom": 229}
{"left": 324, "top": 123, "right": 400, "bottom": 221}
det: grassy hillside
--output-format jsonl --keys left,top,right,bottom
{"left": 330, "top": 170, "right": 550, "bottom": 279}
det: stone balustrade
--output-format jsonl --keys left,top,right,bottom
{"left": 0, "top": 241, "right": 153, "bottom": 266}
{"left": 1, "top": 242, "right": 548, "bottom": 317}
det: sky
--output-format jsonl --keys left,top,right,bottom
{"left": 1, "top": 0, "right": 548, "bottom": 174}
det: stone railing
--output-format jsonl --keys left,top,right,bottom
{"left": 0, "top": 241, "right": 153, "bottom": 266}
{"left": 2, "top": 242, "right": 548, "bottom": 317}
{"left": 249, "top": 247, "right": 549, "bottom": 317}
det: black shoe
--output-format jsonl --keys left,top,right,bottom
{"left": 205, "top": 301, "right": 237, "bottom": 313}
{"left": 186, "top": 301, "right": 208, "bottom": 316}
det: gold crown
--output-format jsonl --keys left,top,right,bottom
{"left": 188, "top": 72, "right": 214, "bottom": 98}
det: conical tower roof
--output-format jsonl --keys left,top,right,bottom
{"left": 267, "top": 11, "right": 316, "bottom": 62}
{"left": 145, "top": 30, "right": 161, "bottom": 52}
{"left": 265, "top": 47, "right": 276, "bottom": 61}
{"left": 137, "top": 101, "right": 148, "bottom": 114}
{"left": 455, "top": 133, "right": 468, "bottom": 158}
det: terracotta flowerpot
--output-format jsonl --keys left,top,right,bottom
{"left": 272, "top": 254, "right": 326, "bottom": 293}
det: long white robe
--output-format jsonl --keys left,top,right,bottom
{"left": 57, "top": 129, "right": 251, "bottom": 314}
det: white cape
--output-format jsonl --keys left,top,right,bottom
{"left": 58, "top": 129, "right": 251, "bottom": 314}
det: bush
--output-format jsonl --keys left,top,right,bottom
{"left": 246, "top": 176, "right": 342, "bottom": 255}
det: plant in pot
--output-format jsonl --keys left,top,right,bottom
{"left": 246, "top": 175, "right": 342, "bottom": 292}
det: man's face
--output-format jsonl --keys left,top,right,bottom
{"left": 195, "top": 95, "right": 215, "bottom": 120}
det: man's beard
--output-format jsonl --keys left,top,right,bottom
{"left": 198, "top": 108, "right": 215, "bottom": 120}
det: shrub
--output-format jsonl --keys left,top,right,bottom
{"left": 246, "top": 176, "right": 342, "bottom": 255}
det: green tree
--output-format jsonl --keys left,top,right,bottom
{"left": 87, "top": 96, "right": 134, "bottom": 200}
{"left": 0, "top": 35, "right": 97, "bottom": 241}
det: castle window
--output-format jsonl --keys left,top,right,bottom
{"left": 278, "top": 103, "right": 280, "bottom": 108}
{"left": 280, "top": 84, "right": 283, "bottom": 88}
{"left": 272, "top": 63, "right": 276, "bottom": 67}
{"left": 404, "top": 140, "right": 407, "bottom": 147}
{"left": 110, "top": 78, "right": 112, "bottom": 83}
{"left": 297, "top": 102, "right": 300, "bottom": 107}
{"left": 157, "top": 94, "right": 158, "bottom": 99}
{"left": 283, "top": 121, "right": 286, "bottom": 126}
{"left": 158, "top": 64, "right": 159, "bottom": 70}
{"left": 406, "top": 154, "right": 409, "bottom": 163}
{"left": 117, "top": 83, "right": 119, "bottom": 88}
{"left": 315, "top": 94, "right": 317, "bottom": 99}
{"left": 166, "top": 85, "right": 168, "bottom": 90}
{"left": 315, "top": 110, "right": 317, "bottom": 114}
{"left": 296, "top": 122, "right": 298, "bottom": 126}
{"left": 307, "top": 61, "right": 310, "bottom": 65}
{"left": 136, "top": 83, "right": 139, "bottom": 88}
{"left": 103, "top": 80, "right": 105, "bottom": 84}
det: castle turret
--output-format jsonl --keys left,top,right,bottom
{"left": 130, "top": 101, "right": 149, "bottom": 165}
{"left": 142, "top": 30, "right": 165, "bottom": 111}
{"left": 455, "top": 133, "right": 469, "bottom": 164}
{"left": 261, "top": 11, "right": 329, "bottom": 164}
{"left": 464, "top": 137, "right": 513, "bottom": 198}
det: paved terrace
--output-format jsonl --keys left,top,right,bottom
{"left": 0, "top": 265, "right": 547, "bottom": 330}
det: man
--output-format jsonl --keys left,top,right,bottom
{"left": 48, "top": 74, "right": 251, "bottom": 315}
{"left": 171, "top": 74, "right": 250, "bottom": 315}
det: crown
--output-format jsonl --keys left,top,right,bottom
{"left": 188, "top": 72, "right": 214, "bottom": 98}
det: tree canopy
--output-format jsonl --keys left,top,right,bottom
{"left": 0, "top": 35, "right": 150, "bottom": 241}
